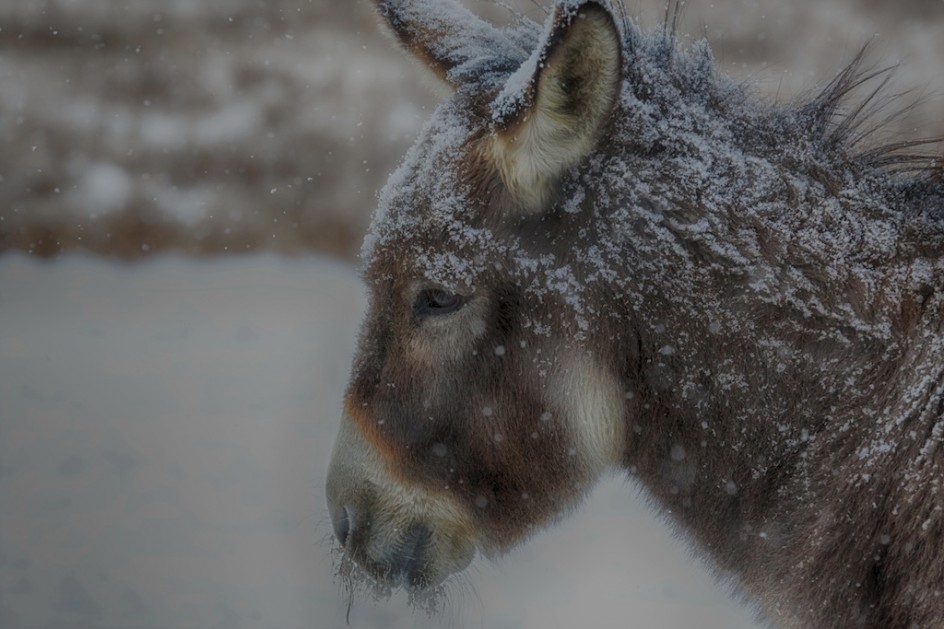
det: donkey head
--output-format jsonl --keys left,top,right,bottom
{"left": 327, "top": 0, "right": 630, "bottom": 593}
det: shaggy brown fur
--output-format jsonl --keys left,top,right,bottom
{"left": 327, "top": 1, "right": 944, "bottom": 626}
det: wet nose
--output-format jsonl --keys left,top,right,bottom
{"left": 390, "top": 524, "right": 433, "bottom": 589}
{"left": 332, "top": 506, "right": 352, "bottom": 547}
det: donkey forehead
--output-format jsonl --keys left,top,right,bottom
{"left": 361, "top": 98, "right": 503, "bottom": 290}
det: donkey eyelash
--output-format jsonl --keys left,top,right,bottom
{"left": 413, "top": 288, "right": 468, "bottom": 319}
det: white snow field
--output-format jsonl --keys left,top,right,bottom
{"left": 0, "top": 254, "right": 760, "bottom": 629}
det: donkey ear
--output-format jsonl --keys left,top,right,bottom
{"left": 374, "top": 0, "right": 515, "bottom": 88}
{"left": 489, "top": 1, "right": 622, "bottom": 211}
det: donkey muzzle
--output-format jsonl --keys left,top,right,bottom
{"left": 326, "top": 412, "right": 476, "bottom": 592}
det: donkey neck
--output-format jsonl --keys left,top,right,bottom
{"left": 601, "top": 138, "right": 944, "bottom": 574}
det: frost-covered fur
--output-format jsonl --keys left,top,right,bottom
{"left": 327, "top": 1, "right": 944, "bottom": 626}
{"left": 489, "top": 6, "right": 622, "bottom": 212}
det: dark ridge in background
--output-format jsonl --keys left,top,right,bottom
{"left": 0, "top": 0, "right": 941, "bottom": 261}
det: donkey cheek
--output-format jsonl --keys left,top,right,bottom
{"left": 452, "top": 442, "right": 580, "bottom": 545}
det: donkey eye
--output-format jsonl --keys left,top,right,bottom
{"left": 415, "top": 289, "right": 465, "bottom": 317}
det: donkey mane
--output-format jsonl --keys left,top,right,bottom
{"left": 397, "top": 1, "right": 943, "bottom": 187}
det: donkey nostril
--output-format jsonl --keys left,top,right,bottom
{"left": 393, "top": 524, "right": 433, "bottom": 589}
{"left": 333, "top": 507, "right": 351, "bottom": 547}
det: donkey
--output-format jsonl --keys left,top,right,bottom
{"left": 326, "top": 0, "right": 944, "bottom": 626}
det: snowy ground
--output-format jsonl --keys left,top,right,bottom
{"left": 0, "top": 254, "right": 761, "bottom": 629}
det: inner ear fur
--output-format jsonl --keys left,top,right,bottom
{"left": 489, "top": 3, "right": 623, "bottom": 213}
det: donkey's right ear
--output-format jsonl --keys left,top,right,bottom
{"left": 374, "top": 0, "right": 513, "bottom": 88}
{"left": 488, "top": 1, "right": 623, "bottom": 213}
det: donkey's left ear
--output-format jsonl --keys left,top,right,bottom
{"left": 489, "top": 1, "right": 622, "bottom": 211}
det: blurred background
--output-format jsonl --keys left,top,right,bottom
{"left": 1, "top": 0, "right": 942, "bottom": 263}
{"left": 0, "top": 1, "right": 942, "bottom": 628}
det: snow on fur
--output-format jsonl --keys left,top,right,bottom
{"left": 350, "top": 1, "right": 944, "bottom": 625}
